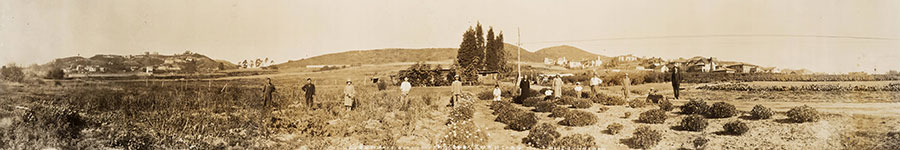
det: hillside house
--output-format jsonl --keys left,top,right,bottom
{"left": 686, "top": 57, "right": 718, "bottom": 72}
{"left": 726, "top": 64, "right": 759, "bottom": 73}
{"left": 544, "top": 58, "right": 554, "bottom": 65}
{"left": 567, "top": 61, "right": 584, "bottom": 69}
{"left": 617, "top": 54, "right": 638, "bottom": 62}
{"left": 556, "top": 57, "right": 568, "bottom": 65}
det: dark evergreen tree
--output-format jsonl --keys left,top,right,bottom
{"left": 457, "top": 27, "right": 480, "bottom": 83}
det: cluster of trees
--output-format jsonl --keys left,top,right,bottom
{"left": 398, "top": 63, "right": 455, "bottom": 86}
{"left": 1, "top": 64, "right": 25, "bottom": 82}
{"left": 457, "top": 22, "right": 507, "bottom": 82}
{"left": 238, "top": 58, "right": 276, "bottom": 69}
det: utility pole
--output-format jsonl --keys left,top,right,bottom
{"left": 516, "top": 27, "right": 522, "bottom": 86}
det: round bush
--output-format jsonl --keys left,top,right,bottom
{"left": 571, "top": 99, "right": 593, "bottom": 109}
{"left": 723, "top": 120, "right": 749, "bottom": 135}
{"left": 693, "top": 137, "right": 709, "bottom": 149}
{"left": 551, "top": 133, "right": 595, "bottom": 149}
{"left": 507, "top": 111, "right": 538, "bottom": 131}
{"left": 490, "top": 101, "right": 514, "bottom": 115}
{"left": 638, "top": 109, "right": 667, "bottom": 124}
{"left": 624, "top": 112, "right": 632, "bottom": 119}
{"left": 449, "top": 104, "right": 474, "bottom": 123}
{"left": 629, "top": 99, "right": 651, "bottom": 108}
{"left": 603, "top": 95, "right": 627, "bottom": 106}
{"left": 555, "top": 96, "right": 577, "bottom": 105}
{"left": 750, "top": 104, "right": 774, "bottom": 120}
{"left": 705, "top": 102, "right": 737, "bottom": 118}
{"left": 523, "top": 97, "right": 544, "bottom": 107}
{"left": 680, "top": 115, "right": 708, "bottom": 132}
{"left": 658, "top": 99, "right": 674, "bottom": 111}
{"left": 534, "top": 101, "right": 556, "bottom": 112}
{"left": 523, "top": 123, "right": 561, "bottom": 149}
{"left": 549, "top": 107, "right": 570, "bottom": 118}
{"left": 607, "top": 123, "right": 624, "bottom": 135}
{"left": 681, "top": 100, "right": 708, "bottom": 115}
{"left": 561, "top": 110, "right": 598, "bottom": 126}
{"left": 787, "top": 105, "right": 819, "bottom": 123}
{"left": 626, "top": 126, "right": 662, "bottom": 149}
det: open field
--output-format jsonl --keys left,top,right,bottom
{"left": 2, "top": 65, "right": 899, "bottom": 149}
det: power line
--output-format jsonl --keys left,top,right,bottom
{"left": 524, "top": 34, "right": 897, "bottom": 44}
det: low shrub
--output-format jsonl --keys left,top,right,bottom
{"left": 693, "top": 137, "right": 709, "bottom": 150}
{"left": 603, "top": 95, "right": 627, "bottom": 106}
{"left": 448, "top": 104, "right": 474, "bottom": 123}
{"left": 658, "top": 99, "right": 674, "bottom": 111}
{"left": 561, "top": 110, "right": 598, "bottom": 126}
{"left": 551, "top": 134, "right": 595, "bottom": 149}
{"left": 877, "top": 131, "right": 900, "bottom": 150}
{"left": 723, "top": 121, "right": 749, "bottom": 135}
{"left": 681, "top": 100, "right": 708, "bottom": 115}
{"left": 639, "top": 109, "right": 667, "bottom": 124}
{"left": 629, "top": 99, "right": 651, "bottom": 108}
{"left": 607, "top": 123, "right": 624, "bottom": 135}
{"left": 571, "top": 99, "right": 592, "bottom": 109}
{"left": 522, "top": 123, "right": 561, "bottom": 149}
{"left": 507, "top": 111, "right": 538, "bottom": 131}
{"left": 787, "top": 105, "right": 819, "bottom": 123}
{"left": 534, "top": 101, "right": 556, "bottom": 112}
{"left": 549, "top": 107, "right": 570, "bottom": 118}
{"left": 490, "top": 101, "right": 514, "bottom": 115}
{"left": 523, "top": 97, "right": 544, "bottom": 107}
{"left": 680, "top": 115, "right": 708, "bottom": 132}
{"left": 750, "top": 104, "right": 774, "bottom": 120}
{"left": 625, "top": 126, "right": 663, "bottom": 149}
{"left": 440, "top": 120, "right": 488, "bottom": 148}
{"left": 477, "top": 90, "right": 494, "bottom": 100}
{"left": 705, "top": 102, "right": 737, "bottom": 118}
{"left": 555, "top": 96, "right": 578, "bottom": 106}
{"left": 624, "top": 112, "right": 632, "bottom": 119}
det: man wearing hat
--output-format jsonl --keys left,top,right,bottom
{"left": 449, "top": 75, "right": 462, "bottom": 107}
{"left": 343, "top": 79, "right": 356, "bottom": 111}
{"left": 263, "top": 78, "right": 276, "bottom": 107}
{"left": 400, "top": 77, "right": 412, "bottom": 104}
{"left": 301, "top": 78, "right": 316, "bottom": 109}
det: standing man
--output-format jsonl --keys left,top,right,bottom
{"left": 553, "top": 75, "right": 563, "bottom": 98}
{"left": 574, "top": 82, "right": 583, "bottom": 98}
{"left": 263, "top": 78, "right": 277, "bottom": 107}
{"left": 301, "top": 78, "right": 316, "bottom": 109}
{"left": 400, "top": 77, "right": 412, "bottom": 105}
{"left": 590, "top": 73, "right": 602, "bottom": 97}
{"left": 450, "top": 75, "right": 462, "bottom": 107}
{"left": 671, "top": 66, "right": 682, "bottom": 99}
{"left": 623, "top": 73, "right": 631, "bottom": 100}
{"left": 343, "top": 80, "right": 356, "bottom": 111}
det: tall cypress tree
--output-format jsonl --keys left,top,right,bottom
{"left": 457, "top": 27, "right": 480, "bottom": 82}
{"left": 475, "top": 22, "right": 485, "bottom": 70}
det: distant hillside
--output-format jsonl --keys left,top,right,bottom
{"left": 276, "top": 43, "right": 546, "bottom": 69}
{"left": 44, "top": 52, "right": 238, "bottom": 74}
{"left": 535, "top": 45, "right": 609, "bottom": 61}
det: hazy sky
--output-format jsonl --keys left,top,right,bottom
{"left": 2, "top": 0, "right": 898, "bottom": 73}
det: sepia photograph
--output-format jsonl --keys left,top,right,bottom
{"left": 1, "top": 0, "right": 899, "bottom": 149}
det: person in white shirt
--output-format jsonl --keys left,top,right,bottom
{"left": 343, "top": 80, "right": 356, "bottom": 111}
{"left": 400, "top": 77, "right": 412, "bottom": 103}
{"left": 590, "top": 74, "right": 602, "bottom": 98}
{"left": 574, "top": 82, "right": 583, "bottom": 98}
{"left": 552, "top": 75, "right": 564, "bottom": 98}
{"left": 492, "top": 84, "right": 502, "bottom": 101}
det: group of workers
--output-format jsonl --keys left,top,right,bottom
{"left": 261, "top": 75, "right": 469, "bottom": 111}
{"left": 261, "top": 66, "right": 684, "bottom": 112}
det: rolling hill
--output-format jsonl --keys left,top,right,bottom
{"left": 535, "top": 45, "right": 609, "bottom": 61}
{"left": 276, "top": 43, "right": 546, "bottom": 69}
